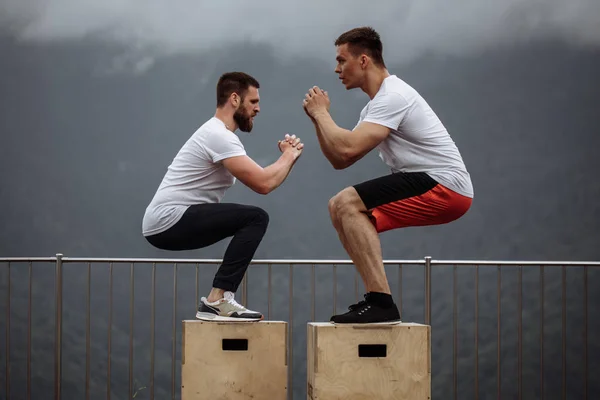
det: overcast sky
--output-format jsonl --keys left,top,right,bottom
{"left": 1, "top": 0, "right": 599, "bottom": 73}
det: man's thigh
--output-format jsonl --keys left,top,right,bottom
{"left": 352, "top": 172, "right": 472, "bottom": 233}
{"left": 147, "top": 203, "right": 267, "bottom": 250}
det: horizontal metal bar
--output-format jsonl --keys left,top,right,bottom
{"left": 58, "top": 258, "right": 600, "bottom": 266}
{"left": 428, "top": 260, "right": 600, "bottom": 266}
{"left": 1, "top": 257, "right": 599, "bottom": 266}
{"left": 58, "top": 258, "right": 424, "bottom": 265}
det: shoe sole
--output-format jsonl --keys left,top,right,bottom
{"left": 195, "top": 312, "right": 263, "bottom": 322}
{"left": 331, "top": 319, "right": 403, "bottom": 325}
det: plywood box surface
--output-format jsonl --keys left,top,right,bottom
{"left": 182, "top": 320, "right": 288, "bottom": 400}
{"left": 307, "top": 322, "right": 431, "bottom": 400}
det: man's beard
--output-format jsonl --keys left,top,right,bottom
{"left": 233, "top": 108, "right": 253, "bottom": 133}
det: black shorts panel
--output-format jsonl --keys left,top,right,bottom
{"left": 353, "top": 172, "right": 438, "bottom": 210}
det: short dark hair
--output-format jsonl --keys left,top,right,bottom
{"left": 334, "top": 26, "right": 386, "bottom": 68}
{"left": 216, "top": 72, "right": 260, "bottom": 107}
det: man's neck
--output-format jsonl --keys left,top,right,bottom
{"left": 362, "top": 68, "right": 391, "bottom": 99}
{"left": 214, "top": 109, "right": 237, "bottom": 132}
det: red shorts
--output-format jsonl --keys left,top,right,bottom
{"left": 353, "top": 172, "right": 472, "bottom": 233}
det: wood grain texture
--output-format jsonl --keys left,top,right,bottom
{"left": 182, "top": 320, "right": 288, "bottom": 399}
{"left": 307, "top": 322, "right": 431, "bottom": 400}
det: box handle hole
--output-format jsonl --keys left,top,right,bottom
{"left": 222, "top": 339, "right": 248, "bottom": 351}
{"left": 358, "top": 344, "right": 387, "bottom": 358}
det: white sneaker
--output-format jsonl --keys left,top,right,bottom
{"left": 196, "top": 291, "right": 264, "bottom": 322}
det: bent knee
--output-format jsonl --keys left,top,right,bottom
{"left": 252, "top": 206, "right": 270, "bottom": 226}
{"left": 241, "top": 205, "right": 269, "bottom": 228}
{"left": 256, "top": 207, "right": 269, "bottom": 226}
{"left": 328, "top": 187, "right": 363, "bottom": 217}
{"left": 327, "top": 196, "right": 337, "bottom": 216}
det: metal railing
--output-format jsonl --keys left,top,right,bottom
{"left": 1, "top": 254, "right": 598, "bottom": 399}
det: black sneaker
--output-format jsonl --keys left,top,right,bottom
{"left": 330, "top": 296, "right": 401, "bottom": 324}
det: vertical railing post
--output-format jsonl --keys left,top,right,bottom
{"left": 54, "top": 253, "right": 63, "bottom": 400}
{"left": 288, "top": 264, "right": 294, "bottom": 400}
{"left": 241, "top": 272, "right": 248, "bottom": 307}
{"left": 424, "top": 256, "right": 432, "bottom": 325}
{"left": 5, "top": 262, "right": 11, "bottom": 400}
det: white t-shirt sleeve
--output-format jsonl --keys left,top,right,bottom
{"left": 204, "top": 131, "right": 247, "bottom": 163}
{"left": 361, "top": 93, "right": 410, "bottom": 130}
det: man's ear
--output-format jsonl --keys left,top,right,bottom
{"left": 360, "top": 55, "right": 368, "bottom": 69}
{"left": 231, "top": 92, "right": 239, "bottom": 107}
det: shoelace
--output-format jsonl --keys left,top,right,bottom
{"left": 348, "top": 294, "right": 368, "bottom": 311}
{"left": 226, "top": 296, "right": 247, "bottom": 311}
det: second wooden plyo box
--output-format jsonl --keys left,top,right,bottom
{"left": 307, "top": 322, "right": 431, "bottom": 400}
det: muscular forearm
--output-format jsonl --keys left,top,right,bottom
{"left": 261, "top": 151, "right": 297, "bottom": 194}
{"left": 312, "top": 112, "right": 353, "bottom": 167}
{"left": 310, "top": 118, "right": 341, "bottom": 166}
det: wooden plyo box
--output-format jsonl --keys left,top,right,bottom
{"left": 307, "top": 322, "right": 431, "bottom": 400}
{"left": 182, "top": 320, "right": 288, "bottom": 399}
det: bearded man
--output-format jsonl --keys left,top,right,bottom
{"left": 143, "top": 72, "right": 304, "bottom": 322}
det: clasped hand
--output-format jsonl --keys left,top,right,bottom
{"left": 278, "top": 134, "right": 304, "bottom": 159}
{"left": 302, "top": 86, "right": 330, "bottom": 118}
{"left": 275, "top": 85, "right": 331, "bottom": 159}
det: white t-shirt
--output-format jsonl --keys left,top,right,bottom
{"left": 142, "top": 117, "right": 246, "bottom": 236}
{"left": 356, "top": 75, "right": 474, "bottom": 198}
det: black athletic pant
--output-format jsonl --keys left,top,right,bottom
{"left": 145, "top": 203, "right": 269, "bottom": 292}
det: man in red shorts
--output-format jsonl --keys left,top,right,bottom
{"left": 301, "top": 26, "right": 474, "bottom": 324}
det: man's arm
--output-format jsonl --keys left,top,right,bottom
{"left": 312, "top": 112, "right": 390, "bottom": 169}
{"left": 308, "top": 116, "right": 341, "bottom": 166}
{"left": 222, "top": 149, "right": 300, "bottom": 195}
{"left": 303, "top": 87, "right": 406, "bottom": 170}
